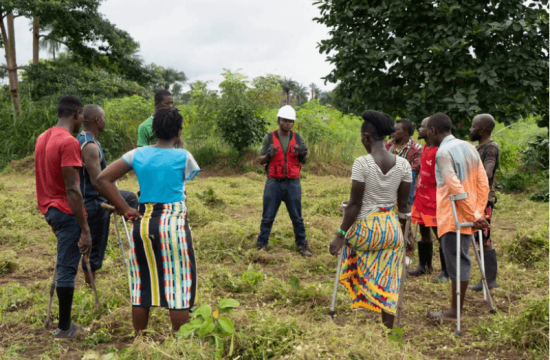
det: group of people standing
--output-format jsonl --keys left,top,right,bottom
{"left": 34, "top": 89, "right": 500, "bottom": 340}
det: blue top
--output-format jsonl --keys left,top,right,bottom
{"left": 122, "top": 147, "right": 200, "bottom": 204}
{"left": 77, "top": 131, "right": 107, "bottom": 210}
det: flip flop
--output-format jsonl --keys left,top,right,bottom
{"left": 426, "top": 310, "right": 463, "bottom": 322}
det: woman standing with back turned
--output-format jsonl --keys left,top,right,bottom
{"left": 329, "top": 111, "right": 412, "bottom": 329}
{"left": 97, "top": 108, "right": 200, "bottom": 334}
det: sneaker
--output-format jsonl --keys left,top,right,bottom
{"left": 298, "top": 243, "right": 312, "bottom": 257}
{"left": 54, "top": 323, "right": 87, "bottom": 340}
{"left": 257, "top": 244, "right": 268, "bottom": 252}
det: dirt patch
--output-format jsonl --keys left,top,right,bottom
{"left": 305, "top": 162, "right": 351, "bottom": 177}
{"left": 8, "top": 155, "right": 35, "bottom": 175}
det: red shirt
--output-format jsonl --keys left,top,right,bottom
{"left": 412, "top": 144, "right": 438, "bottom": 216}
{"left": 35, "top": 127, "right": 82, "bottom": 215}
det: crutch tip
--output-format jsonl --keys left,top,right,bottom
{"left": 490, "top": 309, "right": 497, "bottom": 315}
{"left": 455, "top": 331, "right": 463, "bottom": 337}
{"left": 329, "top": 311, "right": 335, "bottom": 319}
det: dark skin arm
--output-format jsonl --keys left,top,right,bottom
{"left": 62, "top": 167, "right": 92, "bottom": 255}
{"left": 81, "top": 143, "right": 102, "bottom": 190}
{"left": 96, "top": 159, "right": 141, "bottom": 221}
{"left": 397, "top": 180, "right": 412, "bottom": 248}
{"left": 259, "top": 146, "right": 280, "bottom": 165}
{"left": 329, "top": 180, "right": 364, "bottom": 255}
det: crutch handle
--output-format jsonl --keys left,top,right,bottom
{"left": 449, "top": 192, "right": 469, "bottom": 201}
{"left": 100, "top": 203, "right": 116, "bottom": 211}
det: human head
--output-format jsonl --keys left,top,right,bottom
{"left": 58, "top": 96, "right": 84, "bottom": 134}
{"left": 276, "top": 105, "right": 296, "bottom": 132}
{"left": 82, "top": 105, "right": 106, "bottom": 134}
{"left": 361, "top": 110, "right": 395, "bottom": 153}
{"left": 427, "top": 113, "right": 453, "bottom": 147}
{"left": 152, "top": 107, "right": 183, "bottom": 142}
{"left": 417, "top": 117, "right": 430, "bottom": 141}
{"left": 470, "top": 113, "right": 496, "bottom": 142}
{"left": 392, "top": 119, "right": 414, "bottom": 143}
{"left": 154, "top": 89, "right": 174, "bottom": 113}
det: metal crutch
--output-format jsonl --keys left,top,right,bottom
{"left": 396, "top": 215, "right": 411, "bottom": 327}
{"left": 329, "top": 202, "right": 348, "bottom": 319}
{"left": 449, "top": 193, "right": 474, "bottom": 337}
{"left": 477, "top": 230, "right": 487, "bottom": 301}
{"left": 470, "top": 233, "right": 496, "bottom": 314}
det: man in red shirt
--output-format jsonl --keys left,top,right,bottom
{"left": 408, "top": 118, "right": 449, "bottom": 282}
{"left": 35, "top": 96, "right": 92, "bottom": 340}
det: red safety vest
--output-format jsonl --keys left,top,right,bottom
{"left": 268, "top": 130, "right": 301, "bottom": 179}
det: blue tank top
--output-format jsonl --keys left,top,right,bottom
{"left": 77, "top": 131, "right": 107, "bottom": 210}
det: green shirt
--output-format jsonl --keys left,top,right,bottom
{"left": 137, "top": 116, "right": 156, "bottom": 147}
{"left": 260, "top": 131, "right": 305, "bottom": 154}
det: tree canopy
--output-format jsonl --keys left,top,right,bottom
{"left": 314, "top": 0, "right": 549, "bottom": 131}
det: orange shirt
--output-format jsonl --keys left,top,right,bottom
{"left": 435, "top": 135, "right": 489, "bottom": 237}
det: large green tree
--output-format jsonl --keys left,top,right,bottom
{"left": 314, "top": 0, "right": 549, "bottom": 131}
{"left": 0, "top": 0, "right": 155, "bottom": 113}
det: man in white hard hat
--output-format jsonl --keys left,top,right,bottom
{"left": 257, "top": 105, "right": 312, "bottom": 257}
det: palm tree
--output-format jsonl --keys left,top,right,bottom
{"left": 279, "top": 77, "right": 298, "bottom": 105}
{"left": 161, "top": 67, "right": 187, "bottom": 90}
{"left": 292, "top": 84, "right": 309, "bottom": 105}
{"left": 309, "top": 83, "right": 321, "bottom": 100}
{"left": 318, "top": 90, "right": 333, "bottom": 106}
{"left": 172, "top": 83, "right": 183, "bottom": 99}
{"left": 39, "top": 25, "right": 65, "bottom": 60}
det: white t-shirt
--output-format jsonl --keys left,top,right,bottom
{"left": 350, "top": 154, "right": 412, "bottom": 219}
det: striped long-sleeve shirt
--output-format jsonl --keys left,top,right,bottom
{"left": 435, "top": 135, "right": 490, "bottom": 237}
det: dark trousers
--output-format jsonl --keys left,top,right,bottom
{"left": 257, "top": 178, "right": 306, "bottom": 247}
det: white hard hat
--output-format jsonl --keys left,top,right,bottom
{"left": 277, "top": 105, "right": 296, "bottom": 121}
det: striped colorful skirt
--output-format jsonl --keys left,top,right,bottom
{"left": 129, "top": 201, "right": 196, "bottom": 310}
{"left": 340, "top": 207, "right": 404, "bottom": 315}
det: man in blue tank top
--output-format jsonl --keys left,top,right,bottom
{"left": 77, "top": 105, "right": 138, "bottom": 285}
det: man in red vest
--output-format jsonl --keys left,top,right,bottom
{"left": 257, "top": 105, "right": 311, "bottom": 257}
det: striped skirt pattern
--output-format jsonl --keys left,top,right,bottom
{"left": 340, "top": 208, "right": 404, "bottom": 315}
{"left": 129, "top": 201, "right": 196, "bottom": 310}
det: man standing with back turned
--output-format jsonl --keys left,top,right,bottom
{"left": 35, "top": 96, "right": 91, "bottom": 339}
{"left": 426, "top": 113, "right": 489, "bottom": 322}
{"left": 469, "top": 113, "right": 500, "bottom": 291}
{"left": 257, "top": 105, "right": 312, "bottom": 257}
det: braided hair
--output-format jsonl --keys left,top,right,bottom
{"left": 152, "top": 108, "right": 183, "bottom": 141}
{"left": 361, "top": 110, "right": 395, "bottom": 141}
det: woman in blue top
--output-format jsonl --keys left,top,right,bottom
{"left": 97, "top": 108, "right": 200, "bottom": 335}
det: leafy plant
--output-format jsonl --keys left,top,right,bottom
{"left": 194, "top": 187, "right": 224, "bottom": 208}
{"left": 504, "top": 229, "right": 549, "bottom": 267}
{"left": 177, "top": 299, "right": 240, "bottom": 359}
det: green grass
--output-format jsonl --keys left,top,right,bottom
{"left": 0, "top": 171, "right": 547, "bottom": 359}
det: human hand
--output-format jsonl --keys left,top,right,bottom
{"left": 78, "top": 230, "right": 92, "bottom": 255}
{"left": 124, "top": 208, "right": 142, "bottom": 222}
{"left": 474, "top": 217, "right": 489, "bottom": 229}
{"left": 266, "top": 145, "right": 280, "bottom": 159}
{"left": 329, "top": 234, "right": 346, "bottom": 256}
{"left": 297, "top": 145, "right": 308, "bottom": 158}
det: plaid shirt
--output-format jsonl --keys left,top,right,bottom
{"left": 386, "top": 139, "right": 423, "bottom": 198}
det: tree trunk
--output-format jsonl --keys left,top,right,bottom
{"left": 32, "top": 17, "right": 39, "bottom": 64}
{"left": 286, "top": 91, "right": 290, "bottom": 105}
{"left": 0, "top": 13, "right": 20, "bottom": 115}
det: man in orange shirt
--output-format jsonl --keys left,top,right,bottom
{"left": 425, "top": 113, "right": 489, "bottom": 322}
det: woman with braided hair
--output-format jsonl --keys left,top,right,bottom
{"left": 97, "top": 107, "right": 200, "bottom": 334}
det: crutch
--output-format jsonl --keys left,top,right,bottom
{"left": 470, "top": 232, "right": 496, "bottom": 314}
{"left": 477, "top": 230, "right": 487, "bottom": 301}
{"left": 329, "top": 202, "right": 348, "bottom": 319}
{"left": 449, "top": 193, "right": 473, "bottom": 336}
{"left": 396, "top": 215, "right": 411, "bottom": 327}
{"left": 84, "top": 253, "right": 102, "bottom": 319}
{"left": 101, "top": 202, "right": 132, "bottom": 296}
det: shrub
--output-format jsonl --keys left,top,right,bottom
{"left": 475, "top": 297, "right": 549, "bottom": 359}
{"left": 217, "top": 101, "right": 268, "bottom": 155}
{"left": 504, "top": 229, "right": 549, "bottom": 267}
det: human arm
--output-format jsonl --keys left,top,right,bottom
{"left": 295, "top": 134, "right": 308, "bottom": 165}
{"left": 137, "top": 122, "right": 149, "bottom": 147}
{"left": 81, "top": 143, "right": 102, "bottom": 190}
{"left": 329, "top": 180, "right": 364, "bottom": 255}
{"left": 481, "top": 145, "right": 498, "bottom": 185}
{"left": 96, "top": 158, "right": 141, "bottom": 221}
{"left": 62, "top": 166, "right": 92, "bottom": 254}
{"left": 474, "top": 160, "right": 490, "bottom": 229}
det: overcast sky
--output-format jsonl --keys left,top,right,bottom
{"left": 5, "top": 0, "right": 336, "bottom": 92}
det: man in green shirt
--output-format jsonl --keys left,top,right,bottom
{"left": 257, "top": 105, "right": 311, "bottom": 257}
{"left": 137, "top": 89, "right": 182, "bottom": 148}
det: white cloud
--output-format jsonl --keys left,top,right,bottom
{"left": 4, "top": 0, "right": 336, "bottom": 92}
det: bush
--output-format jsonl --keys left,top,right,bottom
{"left": 217, "top": 102, "right": 268, "bottom": 154}
{"left": 475, "top": 297, "right": 549, "bottom": 359}
{"left": 504, "top": 229, "right": 549, "bottom": 267}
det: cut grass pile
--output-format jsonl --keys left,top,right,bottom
{"left": 0, "top": 171, "right": 548, "bottom": 359}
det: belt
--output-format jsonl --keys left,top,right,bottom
{"left": 269, "top": 178, "right": 298, "bottom": 182}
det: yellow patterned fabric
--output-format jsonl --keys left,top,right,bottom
{"left": 339, "top": 207, "right": 404, "bottom": 315}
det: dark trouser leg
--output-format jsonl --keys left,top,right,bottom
{"left": 408, "top": 224, "right": 433, "bottom": 276}
{"left": 283, "top": 179, "right": 306, "bottom": 247}
{"left": 381, "top": 310, "right": 395, "bottom": 329}
{"left": 82, "top": 206, "right": 110, "bottom": 284}
{"left": 257, "top": 179, "right": 282, "bottom": 247}
{"left": 45, "top": 208, "right": 81, "bottom": 331}
{"left": 169, "top": 309, "right": 190, "bottom": 332}
{"left": 132, "top": 307, "right": 150, "bottom": 335}
{"left": 120, "top": 190, "right": 139, "bottom": 209}
{"left": 471, "top": 201, "right": 498, "bottom": 291}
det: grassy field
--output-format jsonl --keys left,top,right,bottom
{"left": 0, "top": 168, "right": 548, "bottom": 359}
